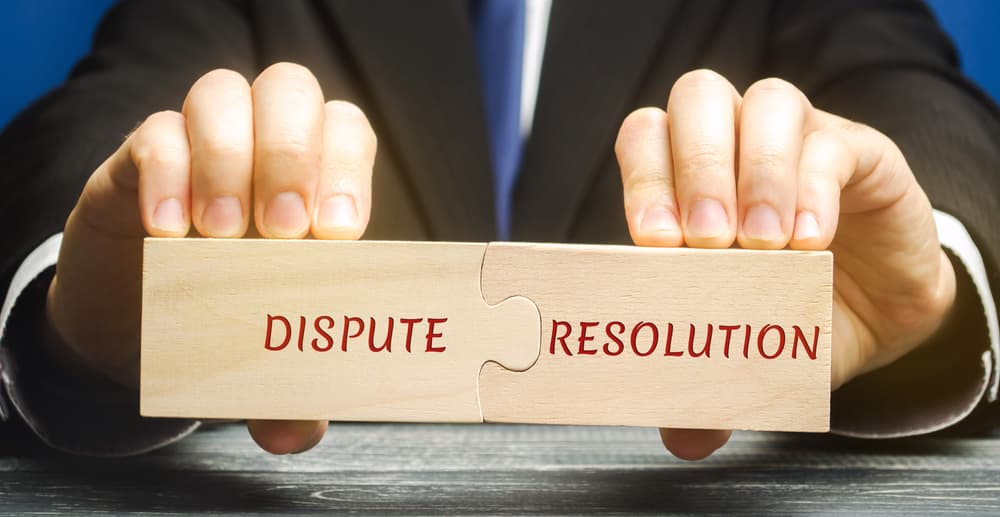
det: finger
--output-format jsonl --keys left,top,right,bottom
{"left": 615, "top": 107, "right": 683, "bottom": 246}
{"left": 789, "top": 129, "right": 852, "bottom": 250}
{"left": 252, "top": 62, "right": 325, "bottom": 239}
{"left": 667, "top": 69, "right": 740, "bottom": 248}
{"left": 658, "top": 428, "right": 732, "bottom": 461}
{"left": 129, "top": 111, "right": 192, "bottom": 237}
{"left": 737, "top": 78, "right": 809, "bottom": 249}
{"left": 184, "top": 69, "right": 254, "bottom": 238}
{"left": 247, "top": 419, "right": 328, "bottom": 455}
{"left": 312, "top": 100, "right": 377, "bottom": 240}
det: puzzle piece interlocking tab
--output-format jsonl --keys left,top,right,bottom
{"left": 141, "top": 238, "right": 832, "bottom": 432}
{"left": 140, "top": 239, "right": 540, "bottom": 422}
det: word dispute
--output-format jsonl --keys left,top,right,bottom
{"left": 264, "top": 314, "right": 449, "bottom": 353}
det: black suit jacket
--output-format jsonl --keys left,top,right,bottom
{"left": 1, "top": 0, "right": 998, "bottom": 452}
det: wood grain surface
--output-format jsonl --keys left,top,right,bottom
{"left": 1, "top": 423, "right": 998, "bottom": 515}
{"left": 481, "top": 242, "right": 832, "bottom": 431}
{"left": 142, "top": 238, "right": 832, "bottom": 432}
{"left": 141, "top": 238, "right": 541, "bottom": 422}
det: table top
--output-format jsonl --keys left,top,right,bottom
{"left": 1, "top": 423, "right": 999, "bottom": 515}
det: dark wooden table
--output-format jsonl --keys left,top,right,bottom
{"left": 1, "top": 423, "right": 998, "bottom": 515}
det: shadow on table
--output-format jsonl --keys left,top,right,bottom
{"left": 3, "top": 425, "right": 997, "bottom": 514}
{"left": 0, "top": 444, "right": 894, "bottom": 513}
{"left": 4, "top": 455, "right": 830, "bottom": 514}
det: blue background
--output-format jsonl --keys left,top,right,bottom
{"left": 1, "top": 0, "right": 997, "bottom": 130}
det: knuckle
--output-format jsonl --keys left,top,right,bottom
{"left": 835, "top": 120, "right": 903, "bottom": 169}
{"left": 624, "top": 171, "right": 670, "bottom": 196}
{"left": 198, "top": 134, "right": 248, "bottom": 160}
{"left": 135, "top": 143, "right": 187, "bottom": 173}
{"left": 259, "top": 138, "right": 314, "bottom": 163}
{"left": 322, "top": 176, "right": 358, "bottom": 197}
{"left": 804, "top": 128, "right": 836, "bottom": 145}
{"left": 744, "top": 144, "right": 789, "bottom": 172}
{"left": 132, "top": 111, "right": 188, "bottom": 170}
{"left": 804, "top": 129, "right": 850, "bottom": 157}
{"left": 844, "top": 120, "right": 894, "bottom": 155}
{"left": 839, "top": 119, "right": 871, "bottom": 137}
{"left": 878, "top": 145, "right": 907, "bottom": 178}
{"left": 680, "top": 144, "right": 728, "bottom": 177}
{"left": 323, "top": 157, "right": 367, "bottom": 179}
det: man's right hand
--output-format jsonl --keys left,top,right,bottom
{"left": 45, "top": 62, "right": 377, "bottom": 454}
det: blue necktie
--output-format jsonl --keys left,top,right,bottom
{"left": 472, "top": 0, "right": 526, "bottom": 240}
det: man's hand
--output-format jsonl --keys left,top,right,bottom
{"left": 46, "top": 62, "right": 377, "bottom": 454}
{"left": 615, "top": 70, "right": 957, "bottom": 460}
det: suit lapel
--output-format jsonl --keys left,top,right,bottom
{"left": 325, "top": 0, "right": 496, "bottom": 240}
{"left": 513, "top": 0, "right": 681, "bottom": 241}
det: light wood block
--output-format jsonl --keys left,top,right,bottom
{"left": 141, "top": 238, "right": 831, "bottom": 431}
{"left": 479, "top": 243, "right": 832, "bottom": 432}
{"left": 140, "top": 238, "right": 541, "bottom": 422}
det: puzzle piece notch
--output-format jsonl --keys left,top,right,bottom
{"left": 140, "top": 238, "right": 540, "bottom": 423}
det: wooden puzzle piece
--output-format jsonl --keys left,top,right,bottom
{"left": 141, "top": 238, "right": 833, "bottom": 431}
{"left": 140, "top": 239, "right": 541, "bottom": 422}
{"left": 478, "top": 242, "right": 832, "bottom": 432}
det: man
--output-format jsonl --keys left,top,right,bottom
{"left": 1, "top": 0, "right": 997, "bottom": 460}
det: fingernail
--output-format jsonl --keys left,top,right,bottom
{"left": 202, "top": 195, "right": 243, "bottom": 237}
{"left": 793, "top": 211, "right": 821, "bottom": 241}
{"left": 264, "top": 191, "right": 309, "bottom": 238}
{"left": 639, "top": 205, "right": 679, "bottom": 234}
{"left": 687, "top": 199, "right": 728, "bottom": 239}
{"left": 317, "top": 194, "right": 358, "bottom": 230}
{"left": 151, "top": 198, "right": 186, "bottom": 233}
{"left": 743, "top": 204, "right": 784, "bottom": 241}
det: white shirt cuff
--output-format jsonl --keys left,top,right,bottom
{"left": 1, "top": 233, "right": 62, "bottom": 355}
{"left": 934, "top": 209, "right": 999, "bottom": 403}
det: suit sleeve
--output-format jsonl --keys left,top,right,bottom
{"left": 767, "top": 0, "right": 1000, "bottom": 436}
{"left": 0, "top": 0, "right": 258, "bottom": 455}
